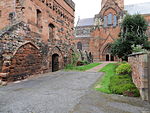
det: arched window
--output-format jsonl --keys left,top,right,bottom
{"left": 104, "top": 16, "right": 107, "bottom": 27}
{"left": 49, "top": 23, "right": 55, "bottom": 38}
{"left": 77, "top": 42, "right": 82, "bottom": 50}
{"left": 37, "top": 9, "right": 42, "bottom": 27}
{"left": 113, "top": 15, "right": 117, "bottom": 27}
{"left": 107, "top": 13, "right": 112, "bottom": 25}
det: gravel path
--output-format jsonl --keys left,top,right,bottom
{"left": 0, "top": 71, "right": 102, "bottom": 113}
{"left": 0, "top": 70, "right": 150, "bottom": 113}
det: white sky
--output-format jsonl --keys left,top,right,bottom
{"left": 73, "top": 0, "right": 150, "bottom": 24}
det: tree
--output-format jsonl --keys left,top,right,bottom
{"left": 111, "top": 14, "right": 150, "bottom": 61}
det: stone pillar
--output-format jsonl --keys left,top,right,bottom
{"left": 148, "top": 54, "right": 150, "bottom": 103}
{"left": 128, "top": 53, "right": 150, "bottom": 101}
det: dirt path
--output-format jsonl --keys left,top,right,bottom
{"left": 86, "top": 62, "right": 115, "bottom": 72}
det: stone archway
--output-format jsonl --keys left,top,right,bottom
{"left": 49, "top": 46, "right": 64, "bottom": 72}
{"left": 102, "top": 44, "right": 114, "bottom": 61}
{"left": 9, "top": 42, "right": 42, "bottom": 81}
{"left": 52, "top": 54, "right": 59, "bottom": 72}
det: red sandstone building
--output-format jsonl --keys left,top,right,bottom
{"left": 75, "top": 0, "right": 150, "bottom": 62}
{"left": 0, "top": 0, "right": 75, "bottom": 81}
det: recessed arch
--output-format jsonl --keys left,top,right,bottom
{"left": 9, "top": 42, "right": 42, "bottom": 81}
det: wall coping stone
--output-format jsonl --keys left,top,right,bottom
{"left": 128, "top": 52, "right": 148, "bottom": 57}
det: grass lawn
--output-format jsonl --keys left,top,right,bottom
{"left": 94, "top": 63, "right": 117, "bottom": 94}
{"left": 65, "top": 63, "right": 101, "bottom": 71}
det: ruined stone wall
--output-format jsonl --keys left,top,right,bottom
{"left": 8, "top": 43, "right": 42, "bottom": 81}
{"left": 0, "top": 0, "right": 75, "bottom": 82}
{"left": 128, "top": 53, "right": 150, "bottom": 101}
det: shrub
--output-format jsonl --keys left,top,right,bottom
{"left": 109, "top": 74, "right": 140, "bottom": 97}
{"left": 116, "top": 63, "right": 132, "bottom": 75}
{"left": 76, "top": 60, "right": 89, "bottom": 66}
{"left": 77, "top": 61, "right": 84, "bottom": 66}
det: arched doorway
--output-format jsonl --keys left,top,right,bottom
{"left": 102, "top": 44, "right": 115, "bottom": 61}
{"left": 52, "top": 54, "right": 59, "bottom": 72}
{"left": 111, "top": 55, "right": 114, "bottom": 61}
{"left": 106, "top": 54, "right": 109, "bottom": 61}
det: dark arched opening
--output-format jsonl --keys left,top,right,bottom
{"left": 77, "top": 42, "right": 82, "bottom": 50}
{"left": 49, "top": 23, "right": 55, "bottom": 39}
{"left": 36, "top": 9, "right": 42, "bottom": 27}
{"left": 52, "top": 54, "right": 59, "bottom": 72}
{"left": 106, "top": 54, "right": 109, "bottom": 61}
{"left": 111, "top": 55, "right": 114, "bottom": 61}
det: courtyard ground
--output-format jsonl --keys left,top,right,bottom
{"left": 0, "top": 63, "right": 150, "bottom": 113}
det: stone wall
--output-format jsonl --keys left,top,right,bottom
{"left": 0, "top": 0, "right": 75, "bottom": 82}
{"left": 8, "top": 43, "right": 42, "bottom": 81}
{"left": 128, "top": 53, "right": 150, "bottom": 102}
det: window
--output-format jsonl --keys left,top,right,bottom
{"left": 49, "top": 23, "right": 55, "bottom": 39}
{"left": 113, "top": 15, "right": 117, "bottom": 27}
{"left": 104, "top": 16, "right": 107, "bottom": 27}
{"left": 0, "top": 10, "right": 1, "bottom": 17}
{"left": 77, "top": 42, "right": 82, "bottom": 50}
{"left": 9, "top": 12, "right": 15, "bottom": 21}
{"left": 107, "top": 13, "right": 112, "bottom": 25}
{"left": 36, "top": 9, "right": 42, "bottom": 27}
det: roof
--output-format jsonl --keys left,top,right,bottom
{"left": 76, "top": 2, "right": 150, "bottom": 27}
{"left": 76, "top": 18, "right": 94, "bottom": 27}
{"left": 125, "top": 2, "right": 150, "bottom": 15}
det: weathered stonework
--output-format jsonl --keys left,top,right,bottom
{"left": 128, "top": 53, "right": 150, "bottom": 102}
{"left": 75, "top": 0, "right": 150, "bottom": 62}
{"left": 0, "top": 0, "right": 75, "bottom": 81}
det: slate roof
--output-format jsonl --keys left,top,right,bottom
{"left": 125, "top": 2, "right": 150, "bottom": 15}
{"left": 76, "top": 18, "right": 94, "bottom": 27}
{"left": 77, "top": 2, "right": 150, "bottom": 27}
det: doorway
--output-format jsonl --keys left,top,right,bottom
{"left": 52, "top": 54, "right": 59, "bottom": 72}
{"left": 106, "top": 54, "right": 109, "bottom": 61}
{"left": 111, "top": 55, "right": 114, "bottom": 61}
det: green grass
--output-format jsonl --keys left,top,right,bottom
{"left": 95, "top": 63, "right": 117, "bottom": 94}
{"left": 94, "top": 63, "right": 140, "bottom": 97}
{"left": 65, "top": 63, "right": 101, "bottom": 71}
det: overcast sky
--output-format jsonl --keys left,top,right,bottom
{"left": 73, "top": 0, "right": 150, "bottom": 24}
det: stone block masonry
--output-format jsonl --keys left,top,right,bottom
{"left": 0, "top": 0, "right": 75, "bottom": 82}
{"left": 128, "top": 53, "right": 150, "bottom": 102}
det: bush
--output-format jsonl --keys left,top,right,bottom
{"left": 76, "top": 60, "right": 89, "bottom": 66}
{"left": 116, "top": 63, "right": 132, "bottom": 75}
{"left": 109, "top": 74, "right": 140, "bottom": 97}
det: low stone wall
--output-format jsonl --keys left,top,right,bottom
{"left": 128, "top": 53, "right": 150, "bottom": 102}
